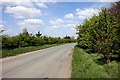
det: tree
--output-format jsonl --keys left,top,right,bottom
{"left": 107, "top": 1, "right": 120, "bottom": 58}
{"left": 36, "top": 31, "right": 42, "bottom": 37}
{"left": 107, "top": 1, "right": 120, "bottom": 22}
{"left": 2, "top": 30, "right": 76, "bottom": 49}
{"left": 64, "top": 35, "right": 71, "bottom": 39}
{"left": 76, "top": 8, "right": 118, "bottom": 63}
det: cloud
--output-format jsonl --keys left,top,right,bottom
{"left": 2, "top": 0, "right": 58, "bottom": 3}
{"left": 36, "top": 2, "right": 48, "bottom": 8}
{"left": 49, "top": 16, "right": 80, "bottom": 29}
{"left": 2, "top": 0, "right": 34, "bottom": 7}
{"left": 64, "top": 13, "right": 74, "bottom": 19}
{"left": 5, "top": 6, "right": 42, "bottom": 18}
{"left": 76, "top": 8, "right": 100, "bottom": 19}
{"left": 51, "top": 26, "right": 58, "bottom": 28}
{"left": 17, "top": 19, "right": 44, "bottom": 30}
{"left": 66, "top": 24, "right": 76, "bottom": 27}
{"left": 76, "top": 8, "right": 80, "bottom": 12}
{"left": 99, "top": 0, "right": 118, "bottom": 2}
{"left": 65, "top": 24, "right": 77, "bottom": 32}
{"left": 50, "top": 19, "right": 63, "bottom": 28}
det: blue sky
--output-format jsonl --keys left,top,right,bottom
{"left": 0, "top": 1, "right": 113, "bottom": 38}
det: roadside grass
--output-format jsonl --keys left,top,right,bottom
{"left": 71, "top": 45, "right": 119, "bottom": 78}
{"left": 2, "top": 44, "right": 63, "bottom": 58}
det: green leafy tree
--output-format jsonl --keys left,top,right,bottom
{"left": 76, "top": 8, "right": 118, "bottom": 63}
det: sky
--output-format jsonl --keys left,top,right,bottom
{"left": 0, "top": 0, "right": 117, "bottom": 38}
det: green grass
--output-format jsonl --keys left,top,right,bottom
{"left": 2, "top": 44, "right": 63, "bottom": 58}
{"left": 71, "top": 45, "right": 119, "bottom": 78}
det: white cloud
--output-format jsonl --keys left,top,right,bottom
{"left": 66, "top": 24, "right": 76, "bottom": 27}
{"left": 64, "top": 13, "right": 74, "bottom": 19}
{"left": 49, "top": 17, "right": 80, "bottom": 29}
{"left": 17, "top": 19, "right": 44, "bottom": 30}
{"left": 36, "top": 2, "right": 47, "bottom": 8}
{"left": 1, "top": 0, "right": 57, "bottom": 2}
{"left": 99, "top": 0, "right": 118, "bottom": 2}
{"left": 76, "top": 8, "right": 80, "bottom": 12}
{"left": 76, "top": 8, "right": 100, "bottom": 19}
{"left": 52, "top": 26, "right": 58, "bottom": 28}
{"left": 50, "top": 19, "right": 63, "bottom": 28}
{"left": 5, "top": 6, "right": 42, "bottom": 18}
{"left": 2, "top": 0, "right": 34, "bottom": 7}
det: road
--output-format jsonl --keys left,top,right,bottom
{"left": 2, "top": 43, "right": 76, "bottom": 78}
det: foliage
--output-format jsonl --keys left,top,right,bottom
{"left": 107, "top": 1, "right": 120, "bottom": 58}
{"left": 1, "top": 30, "right": 76, "bottom": 49}
{"left": 108, "top": 1, "right": 120, "bottom": 22}
{"left": 76, "top": 7, "right": 119, "bottom": 63}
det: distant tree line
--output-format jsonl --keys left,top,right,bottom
{"left": 1, "top": 29, "right": 76, "bottom": 49}
{"left": 76, "top": 2, "right": 120, "bottom": 63}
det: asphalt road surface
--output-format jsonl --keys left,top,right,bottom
{"left": 2, "top": 43, "right": 76, "bottom": 78}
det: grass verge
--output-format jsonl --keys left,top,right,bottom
{"left": 71, "top": 45, "right": 119, "bottom": 78}
{"left": 2, "top": 44, "right": 63, "bottom": 58}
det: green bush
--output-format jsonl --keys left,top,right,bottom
{"left": 1, "top": 32, "right": 76, "bottom": 50}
